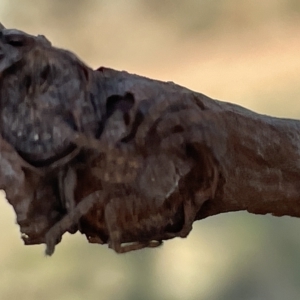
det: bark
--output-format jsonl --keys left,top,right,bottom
{"left": 93, "top": 68, "right": 300, "bottom": 220}
{"left": 1, "top": 67, "right": 300, "bottom": 254}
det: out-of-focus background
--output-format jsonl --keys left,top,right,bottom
{"left": 1, "top": 1, "right": 300, "bottom": 299}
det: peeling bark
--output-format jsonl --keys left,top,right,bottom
{"left": 1, "top": 27, "right": 300, "bottom": 255}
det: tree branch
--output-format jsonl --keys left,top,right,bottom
{"left": 1, "top": 27, "right": 300, "bottom": 255}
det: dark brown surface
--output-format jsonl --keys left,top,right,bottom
{"left": 1, "top": 25, "right": 300, "bottom": 255}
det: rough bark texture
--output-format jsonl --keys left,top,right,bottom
{"left": 1, "top": 26, "right": 300, "bottom": 255}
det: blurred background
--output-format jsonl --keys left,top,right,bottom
{"left": 1, "top": 1, "right": 300, "bottom": 299}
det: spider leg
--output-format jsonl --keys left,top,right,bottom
{"left": 179, "top": 161, "right": 219, "bottom": 238}
{"left": 45, "top": 190, "right": 103, "bottom": 256}
{"left": 112, "top": 240, "right": 163, "bottom": 254}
